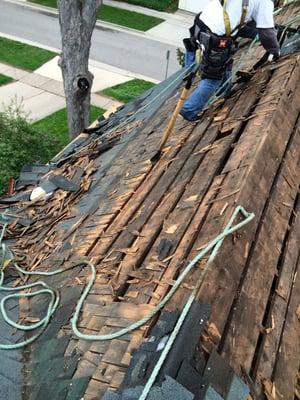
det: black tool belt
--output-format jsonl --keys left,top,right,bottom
{"left": 200, "top": 31, "right": 234, "bottom": 80}
{"left": 183, "top": 13, "right": 234, "bottom": 80}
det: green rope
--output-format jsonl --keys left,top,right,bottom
{"left": 138, "top": 205, "right": 254, "bottom": 400}
{"left": 0, "top": 27, "right": 262, "bottom": 350}
{"left": 0, "top": 0, "right": 297, "bottom": 357}
{"left": 0, "top": 206, "right": 254, "bottom": 350}
{"left": 71, "top": 206, "right": 254, "bottom": 341}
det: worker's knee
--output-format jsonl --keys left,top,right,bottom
{"left": 181, "top": 78, "right": 223, "bottom": 120}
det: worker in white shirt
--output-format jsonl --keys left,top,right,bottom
{"left": 180, "top": 0, "right": 280, "bottom": 121}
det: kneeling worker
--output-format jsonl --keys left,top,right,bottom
{"left": 180, "top": 0, "right": 280, "bottom": 122}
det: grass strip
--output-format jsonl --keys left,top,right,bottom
{"left": 101, "top": 78, "right": 155, "bottom": 103}
{"left": 33, "top": 106, "right": 105, "bottom": 147}
{"left": 97, "top": 5, "right": 163, "bottom": 31}
{"left": 0, "top": 74, "right": 14, "bottom": 86}
{"left": 0, "top": 36, "right": 56, "bottom": 71}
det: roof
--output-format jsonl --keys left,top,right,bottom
{"left": 1, "top": 2, "right": 300, "bottom": 399}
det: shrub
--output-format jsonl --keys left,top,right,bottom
{"left": 0, "top": 102, "right": 65, "bottom": 194}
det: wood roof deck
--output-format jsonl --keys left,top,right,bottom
{"left": 1, "top": 2, "right": 300, "bottom": 399}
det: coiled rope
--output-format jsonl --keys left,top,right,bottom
{"left": 0, "top": 206, "right": 254, "bottom": 351}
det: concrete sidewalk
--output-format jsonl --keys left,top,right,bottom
{"left": 0, "top": 58, "right": 129, "bottom": 121}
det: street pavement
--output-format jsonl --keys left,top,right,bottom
{"left": 0, "top": 0, "right": 185, "bottom": 81}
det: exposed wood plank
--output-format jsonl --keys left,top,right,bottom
{"left": 223, "top": 58, "right": 298, "bottom": 173}
{"left": 111, "top": 122, "right": 227, "bottom": 295}
{"left": 168, "top": 55, "right": 300, "bottom": 339}
{"left": 253, "top": 197, "right": 300, "bottom": 389}
{"left": 167, "top": 165, "right": 249, "bottom": 311}
{"left": 272, "top": 258, "right": 300, "bottom": 399}
{"left": 221, "top": 117, "right": 300, "bottom": 373}
{"left": 101, "top": 340, "right": 129, "bottom": 366}
{"left": 87, "top": 121, "right": 203, "bottom": 263}
{"left": 81, "top": 302, "right": 153, "bottom": 320}
{"left": 127, "top": 69, "right": 270, "bottom": 305}
{"left": 85, "top": 378, "right": 110, "bottom": 398}
{"left": 89, "top": 120, "right": 221, "bottom": 299}
{"left": 110, "top": 370, "right": 126, "bottom": 389}
{"left": 4, "top": 9, "right": 300, "bottom": 399}
{"left": 42, "top": 107, "right": 176, "bottom": 259}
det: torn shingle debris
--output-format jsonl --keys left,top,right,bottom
{"left": 17, "top": 164, "right": 52, "bottom": 188}
{"left": 0, "top": 2, "right": 300, "bottom": 399}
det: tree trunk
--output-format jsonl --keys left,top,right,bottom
{"left": 58, "top": 0, "right": 102, "bottom": 139}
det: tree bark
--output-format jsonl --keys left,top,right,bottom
{"left": 58, "top": 0, "right": 102, "bottom": 139}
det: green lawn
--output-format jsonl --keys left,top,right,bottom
{"left": 33, "top": 106, "right": 105, "bottom": 147}
{"left": 115, "top": 0, "right": 178, "bottom": 12}
{"left": 101, "top": 79, "right": 156, "bottom": 103}
{"left": 97, "top": 5, "right": 163, "bottom": 31}
{"left": 0, "top": 74, "right": 13, "bottom": 86}
{"left": 29, "top": 0, "right": 164, "bottom": 31}
{"left": 0, "top": 37, "right": 56, "bottom": 71}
